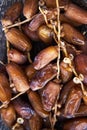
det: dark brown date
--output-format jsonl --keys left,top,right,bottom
{"left": 29, "top": 9, "right": 57, "bottom": 31}
{"left": 5, "top": 28, "right": 32, "bottom": 52}
{"left": 33, "top": 46, "right": 58, "bottom": 70}
{"left": 25, "top": 64, "right": 36, "bottom": 81}
{"left": 75, "top": 54, "right": 87, "bottom": 85}
{"left": 7, "top": 49, "right": 27, "bottom": 64}
{"left": 13, "top": 97, "right": 34, "bottom": 119}
{"left": 27, "top": 90, "right": 49, "bottom": 118}
{"left": 30, "top": 64, "right": 57, "bottom": 91}
{"left": 6, "top": 62, "right": 29, "bottom": 92}
{"left": 63, "top": 118, "right": 87, "bottom": 130}
{"left": 2, "top": 2, "right": 23, "bottom": 27}
{"left": 40, "top": 81, "right": 61, "bottom": 111}
{"left": 29, "top": 112, "right": 42, "bottom": 130}
{"left": 59, "top": 80, "right": 75, "bottom": 107}
{"left": 64, "top": 86, "right": 82, "bottom": 118}
{"left": 22, "top": 23, "right": 40, "bottom": 41}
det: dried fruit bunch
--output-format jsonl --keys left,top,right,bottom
{"left": 1, "top": 0, "right": 87, "bottom": 130}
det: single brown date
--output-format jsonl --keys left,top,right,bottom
{"left": 7, "top": 49, "right": 27, "bottom": 64}
{"left": 30, "top": 64, "right": 57, "bottom": 91}
{"left": 2, "top": 2, "right": 23, "bottom": 27}
{"left": 64, "top": 85, "right": 82, "bottom": 118}
{"left": 6, "top": 62, "right": 29, "bottom": 92}
{"left": 33, "top": 46, "right": 58, "bottom": 70}
{"left": 40, "top": 81, "right": 61, "bottom": 111}
{"left": 5, "top": 28, "right": 32, "bottom": 52}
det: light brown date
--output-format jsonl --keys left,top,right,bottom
{"left": 5, "top": 28, "right": 32, "bottom": 52}
{"left": 0, "top": 73, "right": 11, "bottom": 103}
{"left": 23, "top": 0, "right": 38, "bottom": 19}
{"left": 65, "top": 3, "right": 87, "bottom": 24}
{"left": 7, "top": 49, "right": 27, "bottom": 64}
{"left": 6, "top": 62, "right": 29, "bottom": 92}
{"left": 38, "top": 25, "right": 53, "bottom": 44}
{"left": 33, "top": 46, "right": 58, "bottom": 70}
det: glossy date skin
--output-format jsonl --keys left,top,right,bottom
{"left": 65, "top": 3, "right": 87, "bottom": 24}
{"left": 27, "top": 90, "right": 49, "bottom": 118}
{"left": 30, "top": 64, "right": 57, "bottom": 91}
{"left": 33, "top": 46, "right": 58, "bottom": 70}
{"left": 59, "top": 80, "right": 75, "bottom": 107}
{"left": 2, "top": 2, "right": 23, "bottom": 27}
{"left": 75, "top": 54, "right": 87, "bottom": 85}
{"left": 6, "top": 63, "right": 29, "bottom": 92}
{"left": 63, "top": 118, "right": 87, "bottom": 130}
{"left": 40, "top": 81, "right": 61, "bottom": 111}
{"left": 64, "top": 86, "right": 82, "bottom": 118}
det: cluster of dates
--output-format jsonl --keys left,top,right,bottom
{"left": 1, "top": 0, "right": 87, "bottom": 130}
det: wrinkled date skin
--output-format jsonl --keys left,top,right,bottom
{"left": 40, "top": 81, "right": 61, "bottom": 111}
{"left": 13, "top": 97, "right": 34, "bottom": 120}
{"left": 64, "top": 86, "right": 82, "bottom": 118}
{"left": 75, "top": 54, "right": 87, "bottom": 85}
{"left": 63, "top": 118, "right": 87, "bottom": 130}
{"left": 27, "top": 90, "right": 49, "bottom": 118}
{"left": 59, "top": 80, "right": 75, "bottom": 107}
{"left": 30, "top": 64, "right": 57, "bottom": 91}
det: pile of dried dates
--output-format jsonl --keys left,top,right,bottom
{"left": 1, "top": 0, "right": 87, "bottom": 130}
